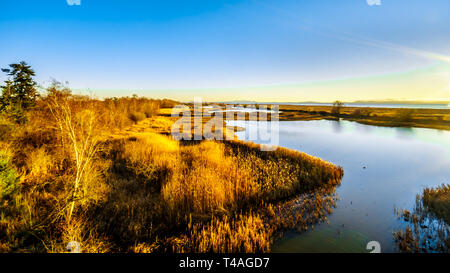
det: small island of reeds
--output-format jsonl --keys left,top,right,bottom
{"left": 394, "top": 184, "right": 450, "bottom": 253}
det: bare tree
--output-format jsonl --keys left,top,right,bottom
{"left": 48, "top": 94, "right": 100, "bottom": 223}
{"left": 331, "top": 100, "right": 343, "bottom": 115}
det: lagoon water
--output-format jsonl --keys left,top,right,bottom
{"left": 289, "top": 102, "right": 450, "bottom": 109}
{"left": 227, "top": 119, "right": 450, "bottom": 253}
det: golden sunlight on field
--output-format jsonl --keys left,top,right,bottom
{"left": 0, "top": 84, "right": 343, "bottom": 253}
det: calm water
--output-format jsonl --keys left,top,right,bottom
{"left": 288, "top": 102, "right": 450, "bottom": 109}
{"left": 227, "top": 119, "right": 450, "bottom": 253}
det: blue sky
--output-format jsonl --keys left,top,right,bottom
{"left": 1, "top": 0, "right": 450, "bottom": 101}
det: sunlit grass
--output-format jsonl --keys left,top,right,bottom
{"left": 0, "top": 90, "right": 344, "bottom": 253}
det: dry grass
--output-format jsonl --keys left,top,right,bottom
{"left": 162, "top": 140, "right": 254, "bottom": 217}
{"left": 173, "top": 213, "right": 272, "bottom": 253}
{"left": 94, "top": 132, "right": 342, "bottom": 252}
{"left": 422, "top": 184, "right": 450, "bottom": 224}
{"left": 0, "top": 88, "right": 344, "bottom": 253}
{"left": 170, "top": 184, "right": 339, "bottom": 253}
{"left": 394, "top": 184, "right": 450, "bottom": 253}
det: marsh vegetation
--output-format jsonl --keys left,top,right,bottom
{"left": 276, "top": 104, "right": 450, "bottom": 131}
{"left": 0, "top": 63, "right": 344, "bottom": 252}
{"left": 230, "top": 118, "right": 450, "bottom": 253}
{"left": 394, "top": 185, "right": 450, "bottom": 253}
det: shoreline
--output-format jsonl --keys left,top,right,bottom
{"left": 208, "top": 104, "right": 450, "bottom": 131}
{"left": 278, "top": 105, "right": 450, "bottom": 131}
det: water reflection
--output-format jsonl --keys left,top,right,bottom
{"left": 227, "top": 119, "right": 450, "bottom": 252}
{"left": 394, "top": 186, "right": 450, "bottom": 253}
{"left": 332, "top": 120, "right": 342, "bottom": 133}
{"left": 394, "top": 127, "right": 415, "bottom": 139}
{"left": 269, "top": 185, "right": 340, "bottom": 241}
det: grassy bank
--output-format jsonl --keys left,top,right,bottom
{"left": 180, "top": 103, "right": 450, "bottom": 131}
{"left": 276, "top": 105, "right": 450, "bottom": 131}
{"left": 0, "top": 88, "right": 343, "bottom": 253}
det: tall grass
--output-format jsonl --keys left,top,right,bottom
{"left": 0, "top": 86, "right": 344, "bottom": 252}
{"left": 394, "top": 184, "right": 450, "bottom": 252}
{"left": 172, "top": 185, "right": 339, "bottom": 253}
{"left": 175, "top": 212, "right": 272, "bottom": 253}
{"left": 91, "top": 133, "right": 342, "bottom": 252}
{"left": 0, "top": 150, "right": 19, "bottom": 201}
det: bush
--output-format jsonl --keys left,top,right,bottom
{"left": 160, "top": 99, "right": 178, "bottom": 109}
{"left": 395, "top": 109, "right": 415, "bottom": 122}
{"left": 143, "top": 103, "right": 159, "bottom": 118}
{"left": 0, "top": 115, "right": 15, "bottom": 141}
{"left": 352, "top": 108, "right": 371, "bottom": 117}
{"left": 0, "top": 150, "right": 19, "bottom": 202}
{"left": 331, "top": 101, "right": 343, "bottom": 115}
{"left": 128, "top": 112, "right": 146, "bottom": 124}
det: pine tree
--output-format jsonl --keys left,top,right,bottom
{"left": 1, "top": 61, "right": 37, "bottom": 110}
{"left": 0, "top": 80, "right": 13, "bottom": 110}
{"left": 1, "top": 61, "right": 37, "bottom": 122}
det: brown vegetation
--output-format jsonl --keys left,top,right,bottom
{"left": 0, "top": 86, "right": 343, "bottom": 253}
{"left": 394, "top": 184, "right": 450, "bottom": 253}
{"left": 276, "top": 104, "right": 450, "bottom": 130}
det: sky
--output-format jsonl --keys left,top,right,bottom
{"left": 1, "top": 0, "right": 450, "bottom": 102}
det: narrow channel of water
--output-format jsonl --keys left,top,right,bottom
{"left": 227, "top": 119, "right": 450, "bottom": 252}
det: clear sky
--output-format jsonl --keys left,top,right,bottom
{"left": 1, "top": 0, "right": 449, "bottom": 102}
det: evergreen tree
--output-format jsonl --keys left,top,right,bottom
{"left": 0, "top": 62, "right": 37, "bottom": 123}
{"left": 1, "top": 61, "right": 37, "bottom": 111}
{"left": 0, "top": 80, "right": 13, "bottom": 110}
